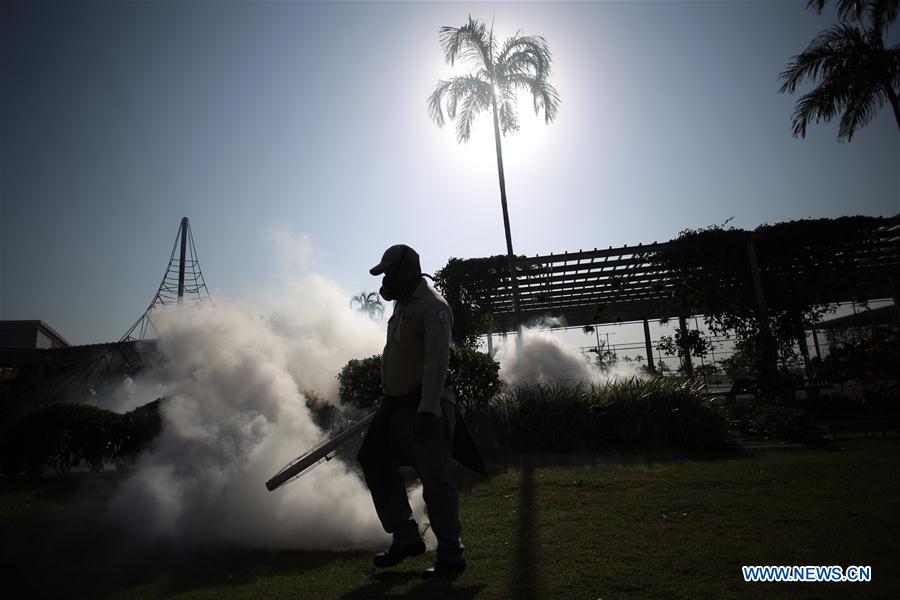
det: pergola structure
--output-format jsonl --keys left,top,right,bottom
{"left": 476, "top": 216, "right": 900, "bottom": 373}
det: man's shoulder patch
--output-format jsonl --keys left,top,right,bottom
{"left": 436, "top": 308, "right": 449, "bottom": 324}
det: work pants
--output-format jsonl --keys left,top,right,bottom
{"left": 362, "top": 396, "right": 464, "bottom": 563}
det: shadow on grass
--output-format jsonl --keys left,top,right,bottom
{"left": 510, "top": 462, "right": 537, "bottom": 600}
{"left": 1, "top": 473, "right": 344, "bottom": 598}
{"left": 2, "top": 470, "right": 489, "bottom": 599}
{"left": 489, "top": 443, "right": 749, "bottom": 474}
{"left": 339, "top": 570, "right": 485, "bottom": 599}
{"left": 5, "top": 525, "right": 343, "bottom": 599}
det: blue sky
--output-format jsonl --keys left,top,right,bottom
{"left": 2, "top": 1, "right": 898, "bottom": 345}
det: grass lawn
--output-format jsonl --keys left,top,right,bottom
{"left": 1, "top": 437, "right": 897, "bottom": 599}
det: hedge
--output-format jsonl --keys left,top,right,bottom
{"left": 1, "top": 399, "right": 162, "bottom": 477}
{"left": 479, "top": 378, "right": 730, "bottom": 455}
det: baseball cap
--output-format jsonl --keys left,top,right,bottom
{"left": 369, "top": 244, "right": 420, "bottom": 275}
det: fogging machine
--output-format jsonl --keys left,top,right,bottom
{"left": 265, "top": 411, "right": 375, "bottom": 491}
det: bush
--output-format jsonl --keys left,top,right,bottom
{"left": 482, "top": 377, "right": 729, "bottom": 454}
{"left": 1, "top": 399, "right": 165, "bottom": 477}
{"left": 112, "top": 399, "right": 163, "bottom": 471}
{"left": 727, "top": 397, "right": 819, "bottom": 442}
{"left": 591, "top": 378, "right": 728, "bottom": 449}
{"left": 452, "top": 348, "right": 501, "bottom": 421}
{"left": 303, "top": 389, "right": 338, "bottom": 431}
{"left": 1, "top": 404, "right": 122, "bottom": 476}
{"left": 337, "top": 355, "right": 382, "bottom": 410}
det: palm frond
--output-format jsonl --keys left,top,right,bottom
{"left": 439, "top": 16, "right": 492, "bottom": 70}
{"left": 778, "top": 23, "right": 870, "bottom": 94}
{"left": 805, "top": 0, "right": 827, "bottom": 13}
{"left": 427, "top": 79, "right": 453, "bottom": 127}
{"left": 790, "top": 78, "right": 852, "bottom": 137}
{"left": 806, "top": 0, "right": 866, "bottom": 20}
{"left": 497, "top": 34, "right": 553, "bottom": 80}
{"left": 806, "top": 0, "right": 899, "bottom": 29}
{"left": 507, "top": 73, "right": 561, "bottom": 124}
{"left": 837, "top": 82, "right": 885, "bottom": 139}
{"left": 427, "top": 74, "right": 490, "bottom": 127}
{"left": 868, "top": 0, "right": 900, "bottom": 29}
{"left": 890, "top": 45, "right": 900, "bottom": 88}
{"left": 778, "top": 18, "right": 898, "bottom": 139}
{"left": 498, "top": 88, "right": 520, "bottom": 135}
{"left": 455, "top": 85, "right": 492, "bottom": 143}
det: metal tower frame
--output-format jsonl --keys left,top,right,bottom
{"left": 121, "top": 217, "right": 212, "bottom": 342}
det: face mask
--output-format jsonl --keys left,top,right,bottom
{"left": 378, "top": 247, "right": 411, "bottom": 302}
{"left": 379, "top": 274, "right": 401, "bottom": 301}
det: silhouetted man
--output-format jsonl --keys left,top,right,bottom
{"left": 357, "top": 244, "right": 466, "bottom": 579}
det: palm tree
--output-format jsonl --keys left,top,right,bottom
{"left": 779, "top": 0, "right": 900, "bottom": 141}
{"left": 350, "top": 291, "right": 385, "bottom": 320}
{"left": 427, "top": 17, "right": 560, "bottom": 342}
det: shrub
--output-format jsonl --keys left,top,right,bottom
{"left": 337, "top": 355, "right": 382, "bottom": 410}
{"left": 728, "top": 397, "right": 819, "bottom": 442}
{"left": 113, "top": 399, "right": 163, "bottom": 471}
{"left": 492, "top": 384, "right": 594, "bottom": 452}
{"left": 482, "top": 377, "right": 729, "bottom": 454}
{"left": 1, "top": 404, "right": 123, "bottom": 476}
{"left": 303, "top": 389, "right": 338, "bottom": 431}
{"left": 590, "top": 378, "right": 728, "bottom": 449}
{"left": 452, "top": 348, "right": 501, "bottom": 421}
{"left": 1, "top": 399, "right": 166, "bottom": 477}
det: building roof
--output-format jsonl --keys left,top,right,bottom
{"left": 0, "top": 320, "right": 71, "bottom": 348}
{"left": 814, "top": 305, "right": 897, "bottom": 331}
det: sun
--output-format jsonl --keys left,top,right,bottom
{"left": 438, "top": 90, "right": 552, "bottom": 172}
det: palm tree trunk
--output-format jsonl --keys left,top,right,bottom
{"left": 490, "top": 93, "right": 524, "bottom": 350}
{"left": 872, "top": 27, "right": 900, "bottom": 131}
{"left": 883, "top": 82, "right": 900, "bottom": 131}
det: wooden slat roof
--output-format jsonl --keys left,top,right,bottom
{"left": 484, "top": 217, "right": 900, "bottom": 332}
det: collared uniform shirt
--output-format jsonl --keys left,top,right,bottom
{"left": 381, "top": 278, "right": 454, "bottom": 416}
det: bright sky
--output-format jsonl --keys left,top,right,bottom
{"left": 2, "top": 1, "right": 898, "bottom": 345}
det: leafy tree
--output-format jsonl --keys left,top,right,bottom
{"left": 658, "top": 328, "right": 714, "bottom": 376}
{"left": 779, "top": 0, "right": 900, "bottom": 140}
{"left": 435, "top": 254, "right": 547, "bottom": 348}
{"left": 694, "top": 363, "right": 723, "bottom": 379}
{"left": 451, "top": 348, "right": 502, "bottom": 421}
{"left": 428, "top": 17, "right": 560, "bottom": 336}
{"left": 718, "top": 338, "right": 760, "bottom": 378}
{"left": 649, "top": 217, "right": 889, "bottom": 392}
{"left": 587, "top": 340, "right": 618, "bottom": 374}
{"left": 337, "top": 355, "right": 383, "bottom": 410}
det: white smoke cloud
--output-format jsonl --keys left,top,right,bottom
{"left": 499, "top": 325, "right": 646, "bottom": 386}
{"left": 268, "top": 226, "right": 313, "bottom": 277}
{"left": 84, "top": 372, "right": 167, "bottom": 414}
{"left": 104, "top": 232, "right": 427, "bottom": 550}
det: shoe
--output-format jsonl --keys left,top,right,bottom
{"left": 422, "top": 558, "right": 467, "bottom": 579}
{"left": 372, "top": 539, "right": 426, "bottom": 568}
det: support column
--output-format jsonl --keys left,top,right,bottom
{"left": 798, "top": 329, "right": 812, "bottom": 384}
{"left": 487, "top": 331, "right": 494, "bottom": 357}
{"left": 678, "top": 314, "right": 694, "bottom": 378}
{"left": 643, "top": 319, "right": 656, "bottom": 374}
{"left": 891, "top": 274, "right": 900, "bottom": 334}
{"left": 177, "top": 217, "right": 188, "bottom": 302}
{"left": 812, "top": 328, "right": 822, "bottom": 360}
{"left": 746, "top": 238, "right": 777, "bottom": 390}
